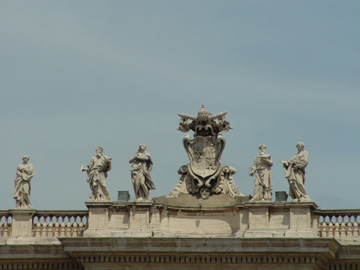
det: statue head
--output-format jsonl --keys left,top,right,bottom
{"left": 199, "top": 186, "right": 210, "bottom": 199}
{"left": 296, "top": 142, "right": 304, "bottom": 151}
{"left": 138, "top": 144, "right": 147, "bottom": 153}
{"left": 258, "top": 144, "right": 266, "bottom": 154}
{"left": 22, "top": 155, "right": 29, "bottom": 163}
{"left": 96, "top": 146, "right": 103, "bottom": 156}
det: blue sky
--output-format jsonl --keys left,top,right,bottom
{"left": 1, "top": 1, "right": 359, "bottom": 210}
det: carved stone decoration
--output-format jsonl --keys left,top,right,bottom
{"left": 13, "top": 155, "right": 35, "bottom": 209}
{"left": 168, "top": 105, "right": 243, "bottom": 199}
{"left": 280, "top": 142, "right": 311, "bottom": 202}
{"left": 81, "top": 146, "right": 112, "bottom": 201}
{"left": 129, "top": 144, "right": 156, "bottom": 201}
{"left": 249, "top": 144, "right": 273, "bottom": 201}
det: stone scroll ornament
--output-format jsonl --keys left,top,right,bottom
{"left": 168, "top": 105, "right": 243, "bottom": 199}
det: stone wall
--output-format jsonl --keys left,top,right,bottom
{"left": 2, "top": 201, "right": 360, "bottom": 269}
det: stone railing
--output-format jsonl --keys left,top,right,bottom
{"left": 0, "top": 209, "right": 88, "bottom": 238}
{"left": 315, "top": 209, "right": 360, "bottom": 238}
{"left": 32, "top": 211, "right": 88, "bottom": 237}
{"left": 2, "top": 205, "right": 360, "bottom": 240}
{"left": 0, "top": 211, "right": 12, "bottom": 237}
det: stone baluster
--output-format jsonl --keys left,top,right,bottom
{"left": 55, "top": 218, "right": 60, "bottom": 237}
{"left": 66, "top": 216, "right": 72, "bottom": 236}
{"left": 79, "top": 218, "right": 85, "bottom": 236}
{"left": 48, "top": 218, "right": 54, "bottom": 237}
{"left": 328, "top": 222, "right": 334, "bottom": 237}
{"left": 320, "top": 221, "right": 327, "bottom": 237}
{"left": 1, "top": 221, "right": 5, "bottom": 237}
{"left": 334, "top": 219, "right": 340, "bottom": 237}
{"left": 60, "top": 217, "right": 66, "bottom": 237}
{"left": 321, "top": 216, "right": 328, "bottom": 237}
{"left": 4, "top": 219, "right": 11, "bottom": 237}
{"left": 354, "top": 222, "right": 359, "bottom": 237}
{"left": 340, "top": 220, "right": 347, "bottom": 237}
{"left": 41, "top": 216, "right": 47, "bottom": 237}
{"left": 34, "top": 219, "right": 42, "bottom": 237}
{"left": 72, "top": 221, "right": 78, "bottom": 237}
{"left": 347, "top": 222, "right": 353, "bottom": 237}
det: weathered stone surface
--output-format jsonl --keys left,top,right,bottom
{"left": 13, "top": 155, "right": 35, "bottom": 209}
{"left": 59, "top": 237, "right": 340, "bottom": 270}
{"left": 83, "top": 201, "right": 113, "bottom": 237}
{"left": 249, "top": 144, "right": 273, "bottom": 201}
{"left": 9, "top": 208, "right": 36, "bottom": 237}
{"left": 281, "top": 142, "right": 311, "bottom": 202}
{"left": 155, "top": 193, "right": 249, "bottom": 208}
{"left": 168, "top": 106, "right": 243, "bottom": 200}
{"left": 129, "top": 144, "right": 156, "bottom": 201}
{"left": 81, "top": 146, "right": 112, "bottom": 202}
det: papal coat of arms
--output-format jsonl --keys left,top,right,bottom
{"left": 168, "top": 105, "right": 243, "bottom": 199}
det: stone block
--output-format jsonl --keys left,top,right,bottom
{"left": 9, "top": 209, "right": 36, "bottom": 237}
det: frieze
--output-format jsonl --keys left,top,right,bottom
{"left": 77, "top": 254, "right": 322, "bottom": 265}
{"left": 0, "top": 262, "right": 82, "bottom": 270}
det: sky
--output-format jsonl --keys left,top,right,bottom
{"left": 1, "top": 1, "right": 359, "bottom": 210}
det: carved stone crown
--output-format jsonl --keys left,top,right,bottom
{"left": 177, "top": 105, "right": 232, "bottom": 136}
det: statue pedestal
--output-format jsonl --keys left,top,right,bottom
{"left": 84, "top": 201, "right": 155, "bottom": 237}
{"left": 81, "top": 199, "right": 318, "bottom": 238}
{"left": 84, "top": 201, "right": 113, "bottom": 237}
{"left": 243, "top": 202, "right": 273, "bottom": 237}
{"left": 285, "top": 201, "right": 318, "bottom": 237}
{"left": 124, "top": 201, "right": 153, "bottom": 237}
{"left": 237, "top": 201, "right": 318, "bottom": 238}
{"left": 9, "top": 208, "right": 36, "bottom": 238}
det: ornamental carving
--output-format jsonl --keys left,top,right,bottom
{"left": 168, "top": 105, "right": 243, "bottom": 199}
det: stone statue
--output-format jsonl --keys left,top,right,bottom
{"left": 249, "top": 144, "right": 273, "bottom": 201}
{"left": 281, "top": 142, "right": 311, "bottom": 202}
{"left": 129, "top": 144, "right": 156, "bottom": 201}
{"left": 13, "top": 155, "right": 35, "bottom": 209}
{"left": 81, "top": 146, "right": 112, "bottom": 201}
{"left": 168, "top": 105, "right": 243, "bottom": 199}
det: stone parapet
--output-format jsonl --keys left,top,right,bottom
{"left": 5, "top": 201, "right": 360, "bottom": 241}
{"left": 3, "top": 203, "right": 360, "bottom": 269}
{"left": 79, "top": 199, "right": 319, "bottom": 238}
{"left": 0, "top": 200, "right": 323, "bottom": 239}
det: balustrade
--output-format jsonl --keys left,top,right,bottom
{"left": 32, "top": 211, "right": 88, "bottom": 237}
{"left": 0, "top": 211, "right": 12, "bottom": 237}
{"left": 315, "top": 210, "right": 360, "bottom": 238}
{"left": 2, "top": 207, "right": 360, "bottom": 239}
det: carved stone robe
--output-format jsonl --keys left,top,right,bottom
{"left": 249, "top": 154, "right": 273, "bottom": 201}
{"left": 14, "top": 163, "right": 35, "bottom": 208}
{"left": 86, "top": 155, "right": 111, "bottom": 201}
{"left": 283, "top": 150, "right": 310, "bottom": 201}
{"left": 130, "top": 152, "right": 156, "bottom": 200}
